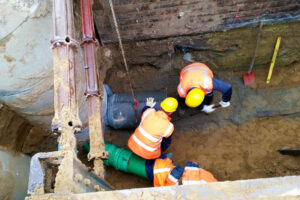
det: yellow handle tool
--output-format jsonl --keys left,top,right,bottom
{"left": 266, "top": 37, "right": 281, "bottom": 84}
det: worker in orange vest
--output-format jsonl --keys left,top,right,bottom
{"left": 145, "top": 157, "right": 217, "bottom": 187}
{"left": 181, "top": 161, "right": 217, "bottom": 185}
{"left": 128, "top": 97, "right": 178, "bottom": 160}
{"left": 177, "top": 62, "right": 232, "bottom": 114}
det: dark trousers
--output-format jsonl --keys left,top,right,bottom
{"left": 177, "top": 92, "right": 214, "bottom": 110}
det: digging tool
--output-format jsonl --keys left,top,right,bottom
{"left": 243, "top": 21, "right": 263, "bottom": 86}
{"left": 266, "top": 37, "right": 281, "bottom": 84}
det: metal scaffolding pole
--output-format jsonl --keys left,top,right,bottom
{"left": 51, "top": 0, "right": 82, "bottom": 151}
{"left": 80, "top": 0, "right": 107, "bottom": 178}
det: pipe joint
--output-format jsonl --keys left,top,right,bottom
{"left": 84, "top": 89, "right": 102, "bottom": 98}
{"left": 81, "top": 37, "right": 98, "bottom": 46}
{"left": 51, "top": 36, "right": 80, "bottom": 49}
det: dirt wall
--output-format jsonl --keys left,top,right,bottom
{"left": 0, "top": 103, "right": 56, "bottom": 155}
{"left": 102, "top": 21, "right": 300, "bottom": 94}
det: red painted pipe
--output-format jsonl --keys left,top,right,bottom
{"left": 80, "top": 0, "right": 107, "bottom": 177}
{"left": 51, "top": 0, "right": 82, "bottom": 137}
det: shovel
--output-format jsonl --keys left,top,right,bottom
{"left": 243, "top": 21, "right": 263, "bottom": 86}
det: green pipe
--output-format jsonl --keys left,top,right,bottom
{"left": 83, "top": 142, "right": 149, "bottom": 180}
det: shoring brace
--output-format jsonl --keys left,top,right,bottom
{"left": 80, "top": 0, "right": 108, "bottom": 178}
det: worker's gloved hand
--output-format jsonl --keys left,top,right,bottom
{"left": 170, "top": 165, "right": 184, "bottom": 180}
{"left": 219, "top": 100, "right": 230, "bottom": 108}
{"left": 201, "top": 104, "right": 215, "bottom": 114}
{"left": 146, "top": 97, "right": 156, "bottom": 108}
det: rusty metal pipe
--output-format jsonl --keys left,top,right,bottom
{"left": 51, "top": 0, "right": 82, "bottom": 150}
{"left": 80, "top": 0, "right": 107, "bottom": 178}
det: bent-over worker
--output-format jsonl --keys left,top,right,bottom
{"left": 145, "top": 157, "right": 217, "bottom": 187}
{"left": 128, "top": 97, "right": 178, "bottom": 160}
{"left": 177, "top": 62, "right": 232, "bottom": 114}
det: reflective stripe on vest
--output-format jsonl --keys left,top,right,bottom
{"left": 132, "top": 134, "right": 159, "bottom": 152}
{"left": 138, "top": 125, "right": 162, "bottom": 143}
{"left": 183, "top": 66, "right": 211, "bottom": 93}
{"left": 184, "top": 166, "right": 201, "bottom": 170}
{"left": 178, "top": 83, "right": 187, "bottom": 97}
{"left": 182, "top": 180, "right": 207, "bottom": 185}
{"left": 179, "top": 64, "right": 212, "bottom": 95}
{"left": 168, "top": 173, "right": 179, "bottom": 185}
{"left": 154, "top": 168, "right": 171, "bottom": 174}
{"left": 141, "top": 108, "right": 155, "bottom": 122}
{"left": 162, "top": 123, "right": 174, "bottom": 137}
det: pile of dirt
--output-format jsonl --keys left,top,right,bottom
{"left": 104, "top": 115, "right": 300, "bottom": 189}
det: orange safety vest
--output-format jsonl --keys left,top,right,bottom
{"left": 128, "top": 108, "right": 174, "bottom": 160}
{"left": 182, "top": 166, "right": 217, "bottom": 185}
{"left": 177, "top": 62, "right": 214, "bottom": 98}
{"left": 153, "top": 158, "right": 179, "bottom": 187}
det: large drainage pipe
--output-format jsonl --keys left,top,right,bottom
{"left": 83, "top": 143, "right": 149, "bottom": 180}
{"left": 104, "top": 85, "right": 167, "bottom": 129}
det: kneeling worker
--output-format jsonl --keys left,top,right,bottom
{"left": 128, "top": 97, "right": 178, "bottom": 160}
{"left": 145, "top": 157, "right": 217, "bottom": 187}
{"left": 177, "top": 62, "right": 232, "bottom": 114}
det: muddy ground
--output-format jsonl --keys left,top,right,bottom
{"left": 102, "top": 63, "right": 300, "bottom": 189}
{"left": 104, "top": 115, "right": 300, "bottom": 190}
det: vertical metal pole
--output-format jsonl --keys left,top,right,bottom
{"left": 80, "top": 0, "right": 107, "bottom": 178}
{"left": 51, "top": 0, "right": 82, "bottom": 151}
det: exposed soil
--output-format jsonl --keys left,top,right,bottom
{"left": 104, "top": 115, "right": 300, "bottom": 190}
{"left": 233, "top": 62, "right": 300, "bottom": 90}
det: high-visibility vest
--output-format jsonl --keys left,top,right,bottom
{"left": 182, "top": 166, "right": 217, "bottom": 185}
{"left": 153, "top": 158, "right": 179, "bottom": 187}
{"left": 177, "top": 62, "right": 214, "bottom": 98}
{"left": 128, "top": 108, "right": 174, "bottom": 159}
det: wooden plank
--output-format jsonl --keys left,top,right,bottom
{"left": 94, "top": 0, "right": 300, "bottom": 43}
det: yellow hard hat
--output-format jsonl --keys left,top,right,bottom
{"left": 161, "top": 97, "right": 178, "bottom": 113}
{"left": 185, "top": 88, "right": 205, "bottom": 108}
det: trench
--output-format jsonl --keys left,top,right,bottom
{"left": 1, "top": 1, "right": 300, "bottom": 197}
{"left": 100, "top": 64, "right": 300, "bottom": 189}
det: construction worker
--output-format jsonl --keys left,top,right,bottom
{"left": 181, "top": 162, "right": 217, "bottom": 185}
{"left": 128, "top": 97, "right": 178, "bottom": 160}
{"left": 145, "top": 157, "right": 217, "bottom": 187}
{"left": 177, "top": 62, "right": 232, "bottom": 114}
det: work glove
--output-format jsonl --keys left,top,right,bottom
{"left": 201, "top": 104, "right": 215, "bottom": 114}
{"left": 146, "top": 97, "right": 156, "bottom": 108}
{"left": 219, "top": 100, "right": 230, "bottom": 108}
{"left": 170, "top": 165, "right": 184, "bottom": 180}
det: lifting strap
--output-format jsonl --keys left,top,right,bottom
{"left": 108, "top": 0, "right": 139, "bottom": 122}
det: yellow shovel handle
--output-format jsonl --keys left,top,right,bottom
{"left": 266, "top": 37, "right": 281, "bottom": 84}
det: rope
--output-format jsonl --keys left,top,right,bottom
{"left": 108, "top": 0, "right": 139, "bottom": 121}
